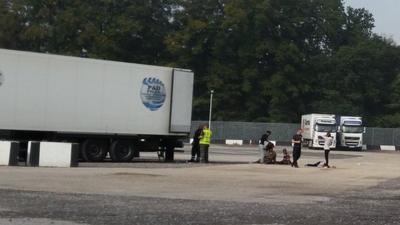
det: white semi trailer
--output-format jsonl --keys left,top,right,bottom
{"left": 336, "top": 116, "right": 364, "bottom": 150}
{"left": 301, "top": 114, "right": 337, "bottom": 149}
{"left": 0, "top": 48, "right": 194, "bottom": 162}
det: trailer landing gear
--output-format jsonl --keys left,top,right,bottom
{"left": 165, "top": 145, "right": 175, "bottom": 162}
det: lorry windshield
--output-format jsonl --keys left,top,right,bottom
{"left": 315, "top": 124, "right": 337, "bottom": 132}
{"left": 342, "top": 126, "right": 363, "bottom": 133}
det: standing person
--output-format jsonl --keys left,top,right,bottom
{"left": 189, "top": 125, "right": 203, "bottom": 162}
{"left": 257, "top": 131, "right": 271, "bottom": 163}
{"left": 291, "top": 129, "right": 303, "bottom": 168}
{"left": 318, "top": 131, "right": 334, "bottom": 168}
{"left": 199, "top": 124, "right": 212, "bottom": 163}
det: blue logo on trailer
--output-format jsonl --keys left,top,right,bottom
{"left": 140, "top": 77, "right": 166, "bottom": 111}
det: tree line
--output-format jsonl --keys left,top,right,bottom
{"left": 1, "top": 0, "right": 400, "bottom": 127}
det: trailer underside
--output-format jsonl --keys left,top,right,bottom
{"left": 0, "top": 130, "right": 185, "bottom": 162}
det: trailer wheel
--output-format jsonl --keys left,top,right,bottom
{"left": 110, "top": 140, "right": 135, "bottom": 162}
{"left": 81, "top": 140, "right": 108, "bottom": 162}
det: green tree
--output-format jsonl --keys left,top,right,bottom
{"left": 0, "top": 0, "right": 177, "bottom": 64}
{"left": 2, "top": 0, "right": 400, "bottom": 126}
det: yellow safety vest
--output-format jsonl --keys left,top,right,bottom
{"left": 199, "top": 128, "right": 212, "bottom": 145}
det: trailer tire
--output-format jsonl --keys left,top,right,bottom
{"left": 81, "top": 140, "right": 108, "bottom": 162}
{"left": 110, "top": 140, "right": 135, "bottom": 162}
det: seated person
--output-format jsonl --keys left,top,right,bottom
{"left": 277, "top": 148, "right": 291, "bottom": 165}
{"left": 263, "top": 142, "right": 276, "bottom": 164}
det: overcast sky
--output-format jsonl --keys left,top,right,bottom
{"left": 344, "top": 0, "right": 400, "bottom": 44}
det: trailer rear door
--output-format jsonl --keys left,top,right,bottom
{"left": 169, "top": 69, "right": 194, "bottom": 133}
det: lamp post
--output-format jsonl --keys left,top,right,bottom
{"left": 208, "top": 90, "right": 214, "bottom": 129}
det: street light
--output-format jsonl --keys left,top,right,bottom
{"left": 208, "top": 90, "right": 214, "bottom": 129}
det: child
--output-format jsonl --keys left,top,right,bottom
{"left": 277, "top": 148, "right": 292, "bottom": 165}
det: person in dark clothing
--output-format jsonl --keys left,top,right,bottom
{"left": 291, "top": 129, "right": 303, "bottom": 168}
{"left": 264, "top": 142, "right": 276, "bottom": 164}
{"left": 306, "top": 161, "right": 323, "bottom": 167}
{"left": 189, "top": 125, "right": 203, "bottom": 162}
{"left": 257, "top": 130, "right": 271, "bottom": 163}
{"left": 260, "top": 131, "right": 272, "bottom": 145}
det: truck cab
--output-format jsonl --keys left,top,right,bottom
{"left": 337, "top": 116, "right": 364, "bottom": 150}
{"left": 301, "top": 114, "right": 337, "bottom": 149}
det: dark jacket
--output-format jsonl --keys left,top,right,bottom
{"left": 259, "top": 134, "right": 270, "bottom": 145}
{"left": 192, "top": 129, "right": 202, "bottom": 146}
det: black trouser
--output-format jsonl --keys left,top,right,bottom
{"left": 324, "top": 150, "right": 330, "bottom": 165}
{"left": 191, "top": 144, "right": 200, "bottom": 160}
{"left": 199, "top": 144, "right": 209, "bottom": 163}
{"left": 292, "top": 146, "right": 301, "bottom": 165}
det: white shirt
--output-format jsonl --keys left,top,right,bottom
{"left": 322, "top": 136, "right": 333, "bottom": 150}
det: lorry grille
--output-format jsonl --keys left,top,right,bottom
{"left": 344, "top": 137, "right": 360, "bottom": 146}
{"left": 345, "top": 137, "right": 360, "bottom": 140}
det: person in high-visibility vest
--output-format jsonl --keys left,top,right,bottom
{"left": 199, "top": 124, "right": 212, "bottom": 163}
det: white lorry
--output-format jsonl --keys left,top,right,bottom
{"left": 336, "top": 116, "right": 364, "bottom": 150}
{"left": 0, "top": 48, "right": 194, "bottom": 162}
{"left": 301, "top": 114, "right": 337, "bottom": 149}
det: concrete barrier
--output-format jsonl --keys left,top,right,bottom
{"left": 380, "top": 145, "right": 396, "bottom": 151}
{"left": 28, "top": 142, "right": 79, "bottom": 167}
{"left": 0, "top": 141, "right": 19, "bottom": 166}
{"left": 224, "top": 140, "right": 277, "bottom": 146}
{"left": 225, "top": 140, "right": 244, "bottom": 146}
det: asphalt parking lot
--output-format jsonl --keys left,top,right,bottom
{"left": 1, "top": 145, "right": 399, "bottom": 225}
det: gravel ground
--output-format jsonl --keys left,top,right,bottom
{"left": 79, "top": 146, "right": 362, "bottom": 169}
{"left": 1, "top": 146, "right": 399, "bottom": 225}
{"left": 0, "top": 177, "right": 399, "bottom": 225}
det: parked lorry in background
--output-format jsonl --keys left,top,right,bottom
{"left": 336, "top": 116, "right": 364, "bottom": 150}
{"left": 301, "top": 114, "right": 337, "bottom": 149}
{"left": 0, "top": 48, "right": 194, "bottom": 162}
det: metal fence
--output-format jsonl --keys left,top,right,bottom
{"left": 364, "top": 127, "right": 400, "bottom": 146}
{"left": 191, "top": 121, "right": 400, "bottom": 146}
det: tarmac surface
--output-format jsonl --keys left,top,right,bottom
{"left": 0, "top": 145, "right": 399, "bottom": 225}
